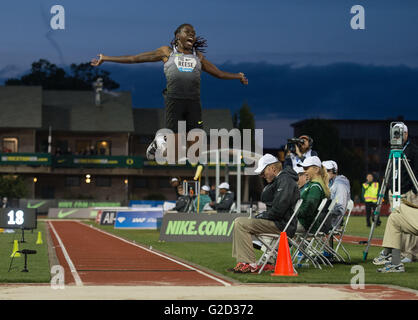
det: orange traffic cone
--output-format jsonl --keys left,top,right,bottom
{"left": 271, "top": 232, "right": 298, "bottom": 276}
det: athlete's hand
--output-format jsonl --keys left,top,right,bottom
{"left": 239, "top": 72, "right": 248, "bottom": 85}
{"left": 91, "top": 54, "right": 104, "bottom": 67}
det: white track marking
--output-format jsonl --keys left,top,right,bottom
{"left": 76, "top": 221, "right": 231, "bottom": 287}
{"left": 49, "top": 222, "right": 83, "bottom": 287}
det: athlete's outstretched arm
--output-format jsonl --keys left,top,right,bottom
{"left": 91, "top": 46, "right": 171, "bottom": 66}
{"left": 199, "top": 53, "right": 248, "bottom": 85}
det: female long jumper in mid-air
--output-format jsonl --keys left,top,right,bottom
{"left": 91, "top": 23, "right": 248, "bottom": 161}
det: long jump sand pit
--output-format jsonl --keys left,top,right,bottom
{"left": 0, "top": 283, "right": 417, "bottom": 300}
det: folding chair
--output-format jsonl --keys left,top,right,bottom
{"left": 308, "top": 200, "right": 349, "bottom": 265}
{"left": 332, "top": 199, "right": 354, "bottom": 262}
{"left": 253, "top": 199, "right": 307, "bottom": 274}
{"left": 290, "top": 198, "right": 337, "bottom": 268}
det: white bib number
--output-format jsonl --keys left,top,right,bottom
{"left": 174, "top": 56, "right": 197, "bottom": 72}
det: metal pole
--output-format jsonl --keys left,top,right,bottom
{"left": 236, "top": 151, "right": 241, "bottom": 214}
{"left": 216, "top": 149, "right": 220, "bottom": 201}
{"left": 204, "top": 164, "right": 209, "bottom": 186}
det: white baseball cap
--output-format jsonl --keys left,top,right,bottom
{"left": 322, "top": 160, "right": 338, "bottom": 172}
{"left": 170, "top": 177, "right": 179, "bottom": 182}
{"left": 254, "top": 153, "right": 279, "bottom": 174}
{"left": 293, "top": 165, "right": 305, "bottom": 174}
{"left": 201, "top": 185, "right": 210, "bottom": 192}
{"left": 297, "top": 156, "right": 322, "bottom": 168}
{"left": 218, "top": 182, "right": 230, "bottom": 190}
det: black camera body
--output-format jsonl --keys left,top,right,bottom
{"left": 285, "top": 138, "right": 305, "bottom": 154}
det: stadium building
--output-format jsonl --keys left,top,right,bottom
{"left": 0, "top": 85, "right": 239, "bottom": 203}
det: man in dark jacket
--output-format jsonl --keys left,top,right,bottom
{"left": 229, "top": 154, "right": 300, "bottom": 273}
{"left": 173, "top": 185, "right": 190, "bottom": 212}
{"left": 210, "top": 182, "right": 235, "bottom": 212}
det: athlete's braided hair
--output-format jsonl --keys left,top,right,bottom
{"left": 171, "top": 23, "right": 208, "bottom": 53}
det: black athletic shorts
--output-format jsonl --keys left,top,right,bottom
{"left": 164, "top": 91, "right": 203, "bottom": 133}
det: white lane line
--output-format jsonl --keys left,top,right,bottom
{"left": 48, "top": 222, "right": 83, "bottom": 287}
{"left": 77, "top": 221, "right": 231, "bottom": 287}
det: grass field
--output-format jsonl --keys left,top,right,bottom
{"left": 0, "top": 222, "right": 51, "bottom": 283}
{"left": 85, "top": 216, "right": 418, "bottom": 291}
{"left": 1, "top": 217, "right": 417, "bottom": 292}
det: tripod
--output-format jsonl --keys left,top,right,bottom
{"left": 182, "top": 180, "right": 200, "bottom": 213}
{"left": 362, "top": 147, "right": 418, "bottom": 261}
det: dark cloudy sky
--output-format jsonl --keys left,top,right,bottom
{"left": 1, "top": 0, "right": 418, "bottom": 147}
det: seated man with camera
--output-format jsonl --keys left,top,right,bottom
{"left": 284, "top": 135, "right": 318, "bottom": 169}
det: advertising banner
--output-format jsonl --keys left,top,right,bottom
{"left": 159, "top": 212, "right": 248, "bottom": 242}
{"left": 20, "top": 199, "right": 122, "bottom": 214}
{"left": 48, "top": 208, "right": 99, "bottom": 219}
{"left": 19, "top": 199, "right": 58, "bottom": 214}
{"left": 0, "top": 153, "right": 51, "bottom": 166}
{"left": 54, "top": 155, "right": 143, "bottom": 168}
{"left": 114, "top": 208, "right": 163, "bottom": 229}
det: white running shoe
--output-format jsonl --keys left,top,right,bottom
{"left": 146, "top": 137, "right": 167, "bottom": 160}
{"left": 372, "top": 252, "right": 392, "bottom": 266}
{"left": 377, "top": 263, "right": 405, "bottom": 273}
{"left": 401, "top": 257, "right": 413, "bottom": 263}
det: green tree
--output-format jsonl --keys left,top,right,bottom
{"left": 6, "top": 59, "right": 119, "bottom": 91}
{"left": 0, "top": 175, "right": 28, "bottom": 199}
{"left": 237, "top": 101, "right": 256, "bottom": 150}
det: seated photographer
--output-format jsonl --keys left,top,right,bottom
{"left": 284, "top": 135, "right": 318, "bottom": 169}
{"left": 295, "top": 156, "right": 330, "bottom": 234}
{"left": 373, "top": 200, "right": 418, "bottom": 273}
{"left": 229, "top": 154, "right": 300, "bottom": 273}
{"left": 172, "top": 185, "right": 190, "bottom": 212}
{"left": 210, "top": 182, "right": 235, "bottom": 213}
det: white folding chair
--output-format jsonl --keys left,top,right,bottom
{"left": 253, "top": 199, "right": 304, "bottom": 274}
{"left": 310, "top": 210, "right": 348, "bottom": 264}
{"left": 332, "top": 199, "right": 354, "bottom": 261}
{"left": 290, "top": 198, "right": 336, "bottom": 268}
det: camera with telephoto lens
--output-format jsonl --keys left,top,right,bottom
{"left": 390, "top": 122, "right": 405, "bottom": 149}
{"left": 285, "top": 138, "right": 305, "bottom": 154}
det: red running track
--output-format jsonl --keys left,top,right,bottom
{"left": 48, "top": 221, "right": 231, "bottom": 286}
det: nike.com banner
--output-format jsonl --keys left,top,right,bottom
{"left": 159, "top": 213, "right": 248, "bottom": 242}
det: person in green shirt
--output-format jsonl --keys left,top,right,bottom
{"left": 295, "top": 156, "right": 331, "bottom": 233}
{"left": 194, "top": 185, "right": 211, "bottom": 212}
